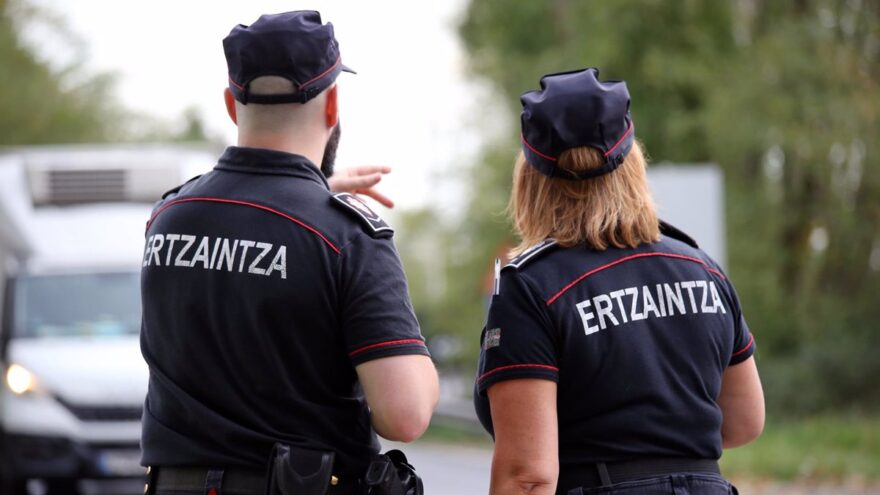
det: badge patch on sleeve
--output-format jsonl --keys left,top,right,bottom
{"left": 331, "top": 192, "right": 394, "bottom": 237}
{"left": 483, "top": 328, "right": 501, "bottom": 350}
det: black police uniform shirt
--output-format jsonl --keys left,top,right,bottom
{"left": 474, "top": 226, "right": 755, "bottom": 468}
{"left": 140, "top": 146, "right": 429, "bottom": 474}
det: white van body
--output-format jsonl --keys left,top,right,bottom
{"left": 0, "top": 144, "right": 215, "bottom": 495}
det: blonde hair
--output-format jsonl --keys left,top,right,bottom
{"left": 509, "top": 142, "right": 660, "bottom": 256}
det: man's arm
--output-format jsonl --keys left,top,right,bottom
{"left": 488, "top": 379, "right": 558, "bottom": 495}
{"left": 718, "top": 356, "right": 765, "bottom": 448}
{"left": 356, "top": 355, "right": 439, "bottom": 442}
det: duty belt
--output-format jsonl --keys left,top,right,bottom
{"left": 148, "top": 466, "right": 361, "bottom": 495}
{"left": 558, "top": 457, "right": 721, "bottom": 493}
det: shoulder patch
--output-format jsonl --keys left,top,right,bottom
{"left": 504, "top": 239, "right": 558, "bottom": 270}
{"left": 161, "top": 174, "right": 202, "bottom": 200}
{"left": 331, "top": 192, "right": 394, "bottom": 238}
{"left": 659, "top": 220, "right": 699, "bottom": 248}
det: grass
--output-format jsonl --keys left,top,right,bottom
{"left": 422, "top": 415, "right": 880, "bottom": 482}
{"left": 421, "top": 420, "right": 493, "bottom": 447}
{"left": 721, "top": 415, "right": 880, "bottom": 482}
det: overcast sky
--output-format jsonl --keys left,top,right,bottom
{"left": 28, "top": 0, "right": 498, "bottom": 212}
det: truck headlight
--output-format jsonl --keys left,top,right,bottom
{"left": 6, "top": 364, "right": 37, "bottom": 395}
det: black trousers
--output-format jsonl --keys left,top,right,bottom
{"left": 564, "top": 473, "right": 737, "bottom": 495}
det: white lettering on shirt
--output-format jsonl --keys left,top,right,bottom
{"left": 145, "top": 232, "right": 288, "bottom": 279}
{"left": 574, "top": 280, "right": 727, "bottom": 336}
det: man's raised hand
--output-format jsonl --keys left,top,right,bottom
{"left": 328, "top": 165, "right": 394, "bottom": 209}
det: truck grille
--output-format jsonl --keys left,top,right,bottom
{"left": 57, "top": 398, "right": 143, "bottom": 422}
{"left": 47, "top": 169, "right": 128, "bottom": 204}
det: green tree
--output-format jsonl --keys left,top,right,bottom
{"left": 0, "top": 0, "right": 126, "bottom": 144}
{"left": 402, "top": 0, "right": 879, "bottom": 412}
{"left": 0, "top": 0, "right": 212, "bottom": 145}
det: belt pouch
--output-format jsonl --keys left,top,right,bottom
{"left": 265, "top": 443, "right": 335, "bottom": 495}
{"left": 363, "top": 450, "right": 423, "bottom": 495}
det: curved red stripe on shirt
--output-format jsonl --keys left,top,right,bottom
{"left": 146, "top": 197, "right": 341, "bottom": 254}
{"left": 477, "top": 364, "right": 560, "bottom": 384}
{"left": 545, "top": 252, "right": 726, "bottom": 306}
{"left": 349, "top": 339, "right": 426, "bottom": 358}
{"left": 731, "top": 335, "right": 755, "bottom": 358}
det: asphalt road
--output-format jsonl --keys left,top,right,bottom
{"left": 382, "top": 441, "right": 492, "bottom": 494}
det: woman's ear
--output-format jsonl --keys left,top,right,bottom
{"left": 224, "top": 88, "right": 238, "bottom": 125}
{"left": 325, "top": 85, "right": 338, "bottom": 128}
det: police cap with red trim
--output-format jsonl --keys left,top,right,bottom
{"left": 520, "top": 68, "right": 635, "bottom": 180}
{"left": 223, "top": 11, "right": 355, "bottom": 105}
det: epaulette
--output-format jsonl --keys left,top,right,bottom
{"left": 659, "top": 220, "right": 699, "bottom": 249}
{"left": 331, "top": 192, "right": 394, "bottom": 238}
{"left": 504, "top": 239, "right": 558, "bottom": 270}
{"left": 161, "top": 175, "right": 202, "bottom": 200}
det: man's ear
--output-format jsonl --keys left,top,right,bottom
{"left": 325, "top": 85, "right": 338, "bottom": 128}
{"left": 224, "top": 88, "right": 238, "bottom": 125}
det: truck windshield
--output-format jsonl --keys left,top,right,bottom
{"left": 12, "top": 272, "right": 141, "bottom": 338}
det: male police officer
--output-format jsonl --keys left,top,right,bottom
{"left": 140, "top": 11, "right": 439, "bottom": 495}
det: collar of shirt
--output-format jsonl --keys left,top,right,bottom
{"left": 215, "top": 146, "right": 330, "bottom": 190}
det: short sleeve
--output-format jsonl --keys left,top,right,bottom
{"left": 722, "top": 274, "right": 755, "bottom": 366}
{"left": 475, "top": 270, "right": 559, "bottom": 396}
{"left": 339, "top": 233, "right": 429, "bottom": 366}
{"left": 729, "top": 310, "right": 755, "bottom": 366}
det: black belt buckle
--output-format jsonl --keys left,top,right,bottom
{"left": 265, "top": 443, "right": 335, "bottom": 495}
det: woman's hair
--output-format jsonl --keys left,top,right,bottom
{"left": 508, "top": 141, "right": 660, "bottom": 256}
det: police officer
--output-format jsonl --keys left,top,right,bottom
{"left": 140, "top": 11, "right": 438, "bottom": 495}
{"left": 474, "top": 68, "right": 765, "bottom": 495}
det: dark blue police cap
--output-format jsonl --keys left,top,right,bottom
{"left": 520, "top": 68, "right": 635, "bottom": 180}
{"left": 223, "top": 11, "right": 355, "bottom": 105}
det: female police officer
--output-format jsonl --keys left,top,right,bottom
{"left": 474, "top": 68, "right": 764, "bottom": 495}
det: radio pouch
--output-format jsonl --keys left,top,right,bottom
{"left": 265, "top": 443, "right": 335, "bottom": 495}
{"left": 363, "top": 450, "right": 423, "bottom": 495}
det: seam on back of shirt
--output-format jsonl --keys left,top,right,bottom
{"left": 146, "top": 197, "right": 342, "bottom": 254}
{"left": 545, "top": 251, "right": 726, "bottom": 306}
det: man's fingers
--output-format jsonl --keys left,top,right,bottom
{"left": 329, "top": 166, "right": 395, "bottom": 208}
{"left": 350, "top": 165, "right": 392, "bottom": 176}
{"left": 358, "top": 189, "right": 395, "bottom": 209}
{"left": 347, "top": 173, "right": 383, "bottom": 190}
{"left": 331, "top": 173, "right": 382, "bottom": 192}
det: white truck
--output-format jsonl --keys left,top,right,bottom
{"left": 0, "top": 144, "right": 214, "bottom": 495}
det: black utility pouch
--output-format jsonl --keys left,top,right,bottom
{"left": 265, "top": 443, "right": 335, "bottom": 495}
{"left": 363, "top": 450, "right": 423, "bottom": 495}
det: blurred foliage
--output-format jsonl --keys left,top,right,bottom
{"left": 0, "top": 0, "right": 211, "bottom": 145}
{"left": 398, "top": 0, "right": 880, "bottom": 414}
{"left": 423, "top": 414, "right": 880, "bottom": 481}
{"left": 721, "top": 414, "right": 880, "bottom": 481}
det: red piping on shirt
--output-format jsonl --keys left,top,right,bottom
{"left": 731, "top": 335, "right": 755, "bottom": 358}
{"left": 146, "top": 197, "right": 341, "bottom": 254}
{"left": 545, "top": 252, "right": 726, "bottom": 306}
{"left": 349, "top": 339, "right": 426, "bottom": 358}
{"left": 477, "top": 364, "right": 560, "bottom": 384}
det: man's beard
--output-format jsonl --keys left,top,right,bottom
{"left": 320, "top": 123, "right": 341, "bottom": 178}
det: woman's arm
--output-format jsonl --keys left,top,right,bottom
{"left": 488, "top": 379, "right": 558, "bottom": 495}
{"left": 717, "top": 356, "right": 765, "bottom": 448}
